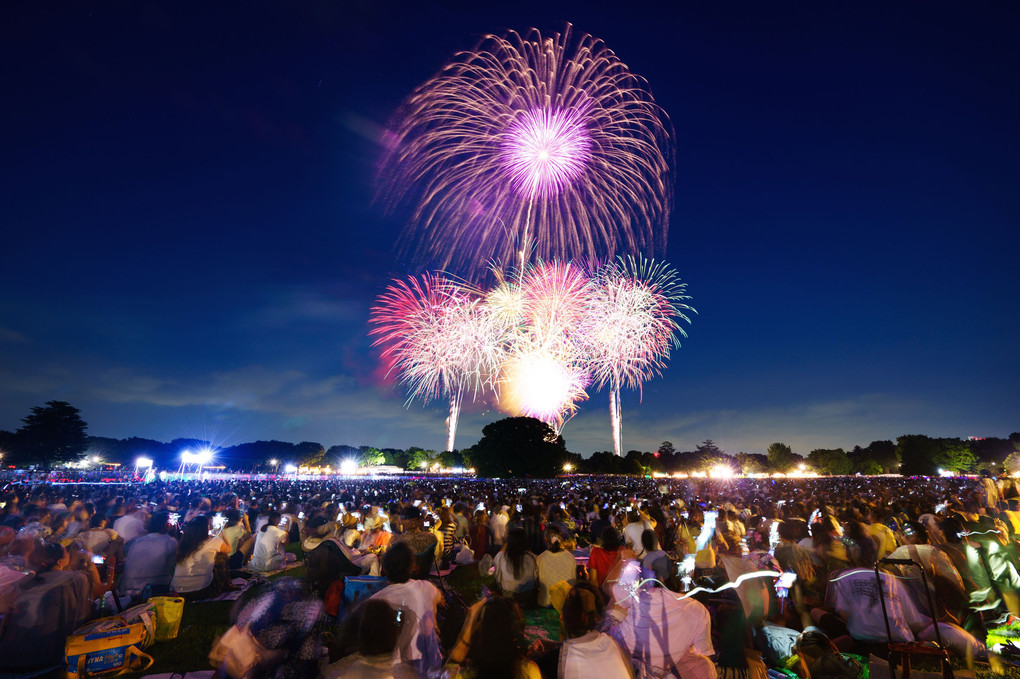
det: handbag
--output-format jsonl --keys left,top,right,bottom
{"left": 65, "top": 616, "right": 155, "bottom": 678}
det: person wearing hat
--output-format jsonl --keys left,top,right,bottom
{"left": 301, "top": 515, "right": 334, "bottom": 553}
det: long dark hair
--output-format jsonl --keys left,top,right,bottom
{"left": 261, "top": 511, "right": 281, "bottom": 533}
{"left": 177, "top": 516, "right": 211, "bottom": 563}
{"left": 466, "top": 597, "right": 528, "bottom": 679}
{"left": 505, "top": 527, "right": 530, "bottom": 579}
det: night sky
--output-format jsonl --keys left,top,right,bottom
{"left": 2, "top": 1, "right": 1018, "bottom": 457}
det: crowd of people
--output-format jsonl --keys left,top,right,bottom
{"left": 0, "top": 471, "right": 1017, "bottom": 678}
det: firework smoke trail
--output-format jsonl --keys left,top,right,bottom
{"left": 580, "top": 256, "right": 696, "bottom": 455}
{"left": 369, "top": 274, "right": 505, "bottom": 450}
{"left": 380, "top": 24, "right": 674, "bottom": 277}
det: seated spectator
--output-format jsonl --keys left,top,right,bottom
{"left": 320, "top": 598, "right": 416, "bottom": 679}
{"left": 171, "top": 514, "right": 229, "bottom": 600}
{"left": 76, "top": 512, "right": 123, "bottom": 562}
{"left": 640, "top": 529, "right": 669, "bottom": 583}
{"left": 493, "top": 527, "right": 538, "bottom": 607}
{"left": 371, "top": 542, "right": 443, "bottom": 676}
{"left": 390, "top": 506, "right": 440, "bottom": 576}
{"left": 221, "top": 508, "right": 252, "bottom": 569}
{"left": 0, "top": 542, "right": 95, "bottom": 672}
{"left": 469, "top": 509, "right": 489, "bottom": 560}
{"left": 249, "top": 510, "right": 291, "bottom": 573}
{"left": 536, "top": 527, "right": 577, "bottom": 607}
{"left": 609, "top": 561, "right": 717, "bottom": 679}
{"left": 588, "top": 527, "right": 624, "bottom": 590}
{"left": 113, "top": 499, "right": 147, "bottom": 543}
{"left": 455, "top": 596, "right": 541, "bottom": 679}
{"left": 558, "top": 583, "right": 634, "bottom": 679}
{"left": 119, "top": 511, "right": 178, "bottom": 598}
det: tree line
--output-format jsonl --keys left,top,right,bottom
{"left": 1, "top": 401, "right": 1017, "bottom": 478}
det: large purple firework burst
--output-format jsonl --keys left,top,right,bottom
{"left": 380, "top": 25, "right": 674, "bottom": 276}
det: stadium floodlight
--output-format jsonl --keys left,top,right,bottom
{"left": 340, "top": 459, "right": 358, "bottom": 476}
{"left": 135, "top": 457, "right": 153, "bottom": 469}
{"left": 92, "top": 456, "right": 102, "bottom": 464}
{"left": 563, "top": 463, "right": 574, "bottom": 473}
{"left": 269, "top": 458, "right": 279, "bottom": 467}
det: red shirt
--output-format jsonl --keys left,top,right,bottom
{"left": 587, "top": 545, "right": 621, "bottom": 587}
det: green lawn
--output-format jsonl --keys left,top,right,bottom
{"left": 129, "top": 551, "right": 309, "bottom": 675}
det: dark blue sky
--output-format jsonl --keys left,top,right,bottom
{"left": 2, "top": 1, "right": 1017, "bottom": 457}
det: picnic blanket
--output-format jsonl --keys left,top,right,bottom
{"left": 190, "top": 578, "right": 256, "bottom": 603}
{"left": 241, "top": 560, "right": 304, "bottom": 579}
{"left": 524, "top": 607, "right": 561, "bottom": 644}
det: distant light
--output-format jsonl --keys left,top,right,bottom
{"left": 92, "top": 455, "right": 102, "bottom": 464}
{"left": 135, "top": 457, "right": 153, "bottom": 469}
{"left": 284, "top": 464, "right": 298, "bottom": 473}
{"left": 182, "top": 448, "right": 213, "bottom": 465}
{"left": 269, "top": 458, "right": 278, "bottom": 466}
{"left": 340, "top": 459, "right": 358, "bottom": 475}
{"left": 709, "top": 464, "right": 734, "bottom": 479}
{"left": 798, "top": 464, "right": 807, "bottom": 472}
{"left": 563, "top": 463, "right": 574, "bottom": 473}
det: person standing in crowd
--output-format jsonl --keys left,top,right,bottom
{"left": 489, "top": 504, "right": 510, "bottom": 555}
{"left": 469, "top": 509, "right": 489, "bottom": 560}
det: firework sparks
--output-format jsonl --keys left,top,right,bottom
{"left": 580, "top": 256, "right": 696, "bottom": 455}
{"left": 369, "top": 273, "right": 505, "bottom": 450}
{"left": 370, "top": 257, "right": 693, "bottom": 454}
{"left": 500, "top": 106, "right": 592, "bottom": 199}
{"left": 380, "top": 25, "right": 674, "bottom": 275}
{"left": 499, "top": 340, "right": 589, "bottom": 436}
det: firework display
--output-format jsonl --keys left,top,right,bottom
{"left": 381, "top": 25, "right": 673, "bottom": 275}
{"left": 579, "top": 257, "right": 695, "bottom": 455}
{"left": 370, "top": 259, "right": 694, "bottom": 451}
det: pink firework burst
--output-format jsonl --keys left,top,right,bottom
{"left": 500, "top": 106, "right": 592, "bottom": 199}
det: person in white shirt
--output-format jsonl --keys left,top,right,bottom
{"left": 558, "top": 583, "right": 634, "bottom": 679}
{"left": 249, "top": 510, "right": 290, "bottom": 573}
{"left": 172, "top": 515, "right": 229, "bottom": 599}
{"left": 609, "top": 560, "right": 717, "bottom": 679}
{"left": 370, "top": 542, "right": 443, "bottom": 677}
{"left": 623, "top": 511, "right": 649, "bottom": 560}
{"left": 493, "top": 527, "right": 538, "bottom": 607}
{"left": 489, "top": 506, "right": 510, "bottom": 552}
{"left": 113, "top": 508, "right": 147, "bottom": 544}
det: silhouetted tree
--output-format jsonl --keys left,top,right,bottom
{"left": 468, "top": 417, "right": 567, "bottom": 477}
{"left": 16, "top": 401, "right": 88, "bottom": 467}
